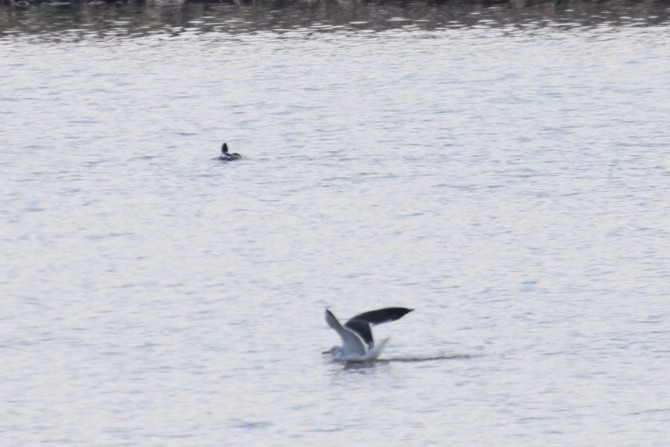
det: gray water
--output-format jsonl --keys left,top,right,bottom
{"left": 1, "top": 1, "right": 670, "bottom": 445}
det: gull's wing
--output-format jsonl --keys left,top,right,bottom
{"left": 344, "top": 319, "right": 374, "bottom": 348}
{"left": 325, "top": 310, "right": 367, "bottom": 356}
{"left": 344, "top": 307, "right": 413, "bottom": 349}
{"left": 348, "top": 307, "right": 414, "bottom": 326}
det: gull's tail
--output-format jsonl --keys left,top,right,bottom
{"left": 366, "top": 337, "right": 390, "bottom": 361}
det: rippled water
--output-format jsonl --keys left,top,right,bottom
{"left": 1, "top": 1, "right": 670, "bottom": 445}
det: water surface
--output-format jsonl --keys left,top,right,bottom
{"left": 1, "top": 1, "right": 669, "bottom": 445}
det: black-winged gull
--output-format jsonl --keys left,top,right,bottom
{"left": 324, "top": 307, "right": 413, "bottom": 361}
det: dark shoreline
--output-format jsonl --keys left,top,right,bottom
{"left": 2, "top": 0, "right": 668, "bottom": 39}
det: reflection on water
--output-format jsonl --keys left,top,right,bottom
{"left": 330, "top": 354, "right": 477, "bottom": 373}
{"left": 343, "top": 353, "right": 477, "bottom": 366}
{"left": 385, "top": 353, "right": 477, "bottom": 362}
{"left": 1, "top": 0, "right": 669, "bottom": 40}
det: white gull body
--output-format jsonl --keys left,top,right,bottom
{"left": 324, "top": 307, "right": 413, "bottom": 362}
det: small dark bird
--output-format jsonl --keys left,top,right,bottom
{"left": 219, "top": 142, "right": 241, "bottom": 161}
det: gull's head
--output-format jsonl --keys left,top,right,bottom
{"left": 322, "top": 346, "right": 342, "bottom": 358}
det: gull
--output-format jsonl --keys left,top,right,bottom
{"left": 324, "top": 307, "right": 413, "bottom": 362}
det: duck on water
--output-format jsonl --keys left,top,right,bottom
{"left": 219, "top": 143, "right": 241, "bottom": 161}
